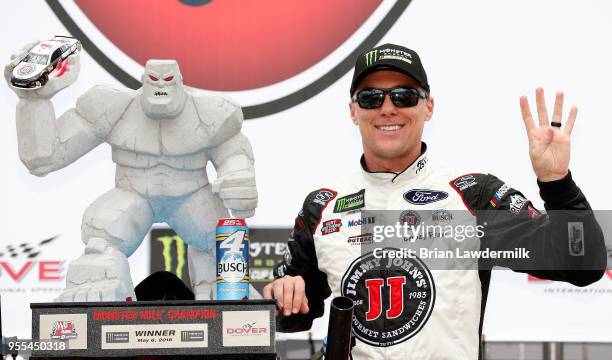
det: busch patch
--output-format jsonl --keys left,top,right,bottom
{"left": 431, "top": 210, "right": 452, "bottom": 223}
{"left": 509, "top": 194, "right": 528, "bottom": 215}
{"left": 403, "top": 189, "right": 448, "bottom": 205}
{"left": 50, "top": 321, "right": 78, "bottom": 340}
{"left": 321, "top": 219, "right": 342, "bottom": 235}
{"left": 341, "top": 249, "right": 435, "bottom": 347}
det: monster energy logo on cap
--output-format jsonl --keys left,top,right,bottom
{"left": 364, "top": 50, "right": 378, "bottom": 66}
{"left": 334, "top": 189, "right": 366, "bottom": 213}
{"left": 350, "top": 43, "right": 430, "bottom": 97}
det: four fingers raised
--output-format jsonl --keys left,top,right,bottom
{"left": 520, "top": 88, "right": 578, "bottom": 133}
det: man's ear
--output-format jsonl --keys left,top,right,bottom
{"left": 425, "top": 96, "right": 434, "bottom": 121}
{"left": 349, "top": 101, "right": 358, "bottom": 125}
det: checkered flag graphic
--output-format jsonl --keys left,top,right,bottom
{"left": 0, "top": 236, "right": 57, "bottom": 259}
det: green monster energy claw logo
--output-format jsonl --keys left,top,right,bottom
{"left": 333, "top": 189, "right": 366, "bottom": 213}
{"left": 364, "top": 50, "right": 378, "bottom": 66}
{"left": 157, "top": 235, "right": 186, "bottom": 279}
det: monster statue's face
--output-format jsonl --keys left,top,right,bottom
{"left": 141, "top": 60, "right": 187, "bottom": 119}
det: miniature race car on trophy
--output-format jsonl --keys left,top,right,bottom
{"left": 10, "top": 36, "right": 81, "bottom": 89}
{"left": 4, "top": 38, "right": 258, "bottom": 302}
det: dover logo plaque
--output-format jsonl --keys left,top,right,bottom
{"left": 222, "top": 310, "right": 271, "bottom": 347}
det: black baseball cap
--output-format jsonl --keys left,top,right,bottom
{"left": 349, "top": 43, "right": 429, "bottom": 96}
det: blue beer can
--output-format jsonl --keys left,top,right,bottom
{"left": 216, "top": 218, "right": 250, "bottom": 300}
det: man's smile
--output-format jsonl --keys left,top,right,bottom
{"left": 375, "top": 124, "right": 404, "bottom": 132}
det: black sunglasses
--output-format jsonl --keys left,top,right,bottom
{"left": 352, "top": 87, "right": 428, "bottom": 109}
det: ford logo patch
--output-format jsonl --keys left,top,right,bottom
{"left": 403, "top": 189, "right": 449, "bottom": 205}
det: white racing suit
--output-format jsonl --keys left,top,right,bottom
{"left": 275, "top": 143, "right": 606, "bottom": 360}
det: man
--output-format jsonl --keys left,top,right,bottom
{"left": 263, "top": 43, "right": 606, "bottom": 359}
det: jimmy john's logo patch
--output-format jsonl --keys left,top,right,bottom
{"left": 333, "top": 189, "right": 365, "bottom": 213}
{"left": 341, "top": 249, "right": 435, "bottom": 347}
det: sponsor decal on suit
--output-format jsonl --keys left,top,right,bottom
{"left": 341, "top": 249, "right": 435, "bottom": 347}
{"left": 334, "top": 189, "right": 366, "bottom": 213}
{"left": 453, "top": 175, "right": 478, "bottom": 191}
{"left": 403, "top": 189, "right": 448, "bottom": 205}
{"left": 321, "top": 219, "right": 342, "bottom": 235}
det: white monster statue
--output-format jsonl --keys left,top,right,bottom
{"left": 5, "top": 43, "right": 258, "bottom": 301}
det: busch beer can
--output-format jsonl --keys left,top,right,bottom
{"left": 216, "top": 218, "right": 250, "bottom": 300}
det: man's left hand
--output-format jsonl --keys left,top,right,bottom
{"left": 520, "top": 87, "right": 577, "bottom": 182}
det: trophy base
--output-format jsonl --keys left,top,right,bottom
{"left": 30, "top": 299, "right": 277, "bottom": 359}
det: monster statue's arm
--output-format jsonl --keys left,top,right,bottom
{"left": 201, "top": 96, "right": 257, "bottom": 218}
{"left": 16, "top": 84, "right": 133, "bottom": 177}
{"left": 210, "top": 132, "right": 257, "bottom": 218}
{"left": 210, "top": 132, "right": 255, "bottom": 179}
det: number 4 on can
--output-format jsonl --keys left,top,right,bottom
{"left": 219, "top": 230, "right": 246, "bottom": 253}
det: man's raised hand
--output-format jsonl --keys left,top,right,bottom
{"left": 519, "top": 88, "right": 577, "bottom": 182}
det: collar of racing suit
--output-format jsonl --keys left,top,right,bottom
{"left": 359, "top": 142, "right": 429, "bottom": 184}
